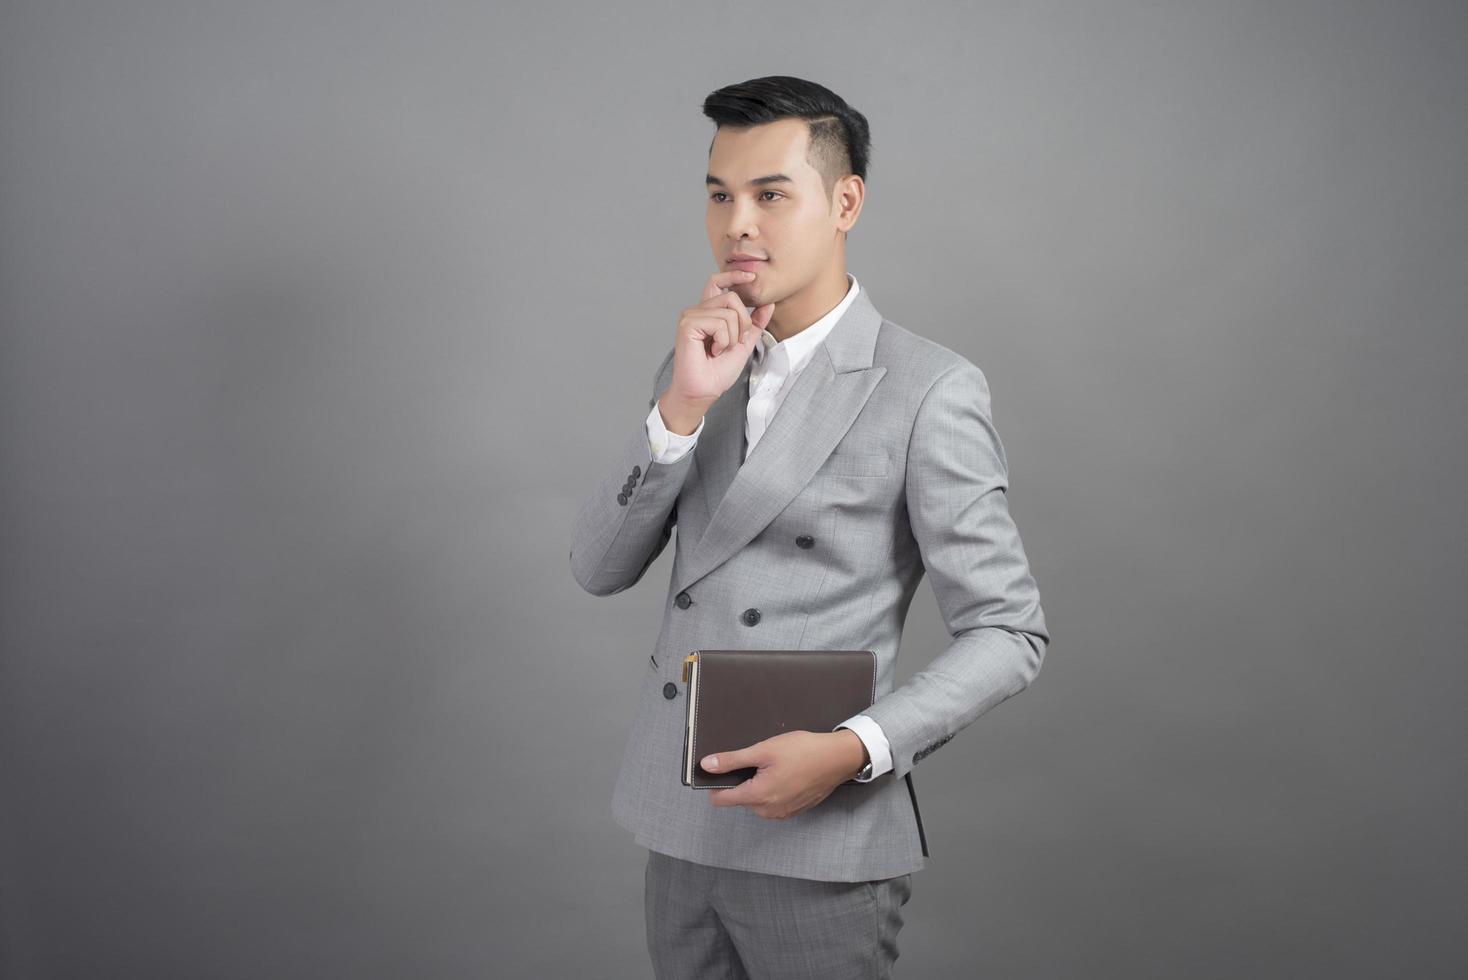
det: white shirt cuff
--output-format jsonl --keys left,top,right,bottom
{"left": 645, "top": 402, "right": 703, "bottom": 463}
{"left": 834, "top": 713, "right": 893, "bottom": 782}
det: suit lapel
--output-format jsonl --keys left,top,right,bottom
{"left": 692, "top": 355, "right": 751, "bottom": 524}
{"left": 676, "top": 286, "right": 887, "bottom": 595}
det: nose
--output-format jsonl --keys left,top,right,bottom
{"left": 723, "top": 198, "right": 760, "bottom": 243}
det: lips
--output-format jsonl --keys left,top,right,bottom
{"left": 728, "top": 257, "right": 767, "bottom": 272}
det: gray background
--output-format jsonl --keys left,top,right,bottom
{"left": 2, "top": 1, "right": 1464, "bottom": 977}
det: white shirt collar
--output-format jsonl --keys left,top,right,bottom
{"left": 752, "top": 273, "right": 860, "bottom": 377}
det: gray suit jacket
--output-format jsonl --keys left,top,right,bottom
{"left": 570, "top": 284, "right": 1049, "bottom": 882}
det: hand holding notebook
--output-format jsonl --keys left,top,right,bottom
{"left": 681, "top": 649, "right": 877, "bottom": 789}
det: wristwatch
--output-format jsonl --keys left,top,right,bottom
{"left": 854, "top": 759, "right": 873, "bottom": 781}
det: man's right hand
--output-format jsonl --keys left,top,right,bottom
{"left": 657, "top": 271, "right": 776, "bottom": 435}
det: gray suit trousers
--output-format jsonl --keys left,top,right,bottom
{"left": 645, "top": 847, "right": 913, "bottom": 979}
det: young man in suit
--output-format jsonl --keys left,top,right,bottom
{"left": 570, "top": 75, "right": 1050, "bottom": 979}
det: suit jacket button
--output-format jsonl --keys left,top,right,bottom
{"left": 617, "top": 492, "right": 628, "bottom": 505}
{"left": 675, "top": 591, "right": 691, "bottom": 609}
{"left": 796, "top": 534, "right": 815, "bottom": 549}
{"left": 741, "top": 607, "right": 761, "bottom": 626}
{"left": 662, "top": 682, "right": 678, "bottom": 700}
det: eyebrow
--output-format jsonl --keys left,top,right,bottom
{"left": 705, "top": 173, "right": 795, "bottom": 188}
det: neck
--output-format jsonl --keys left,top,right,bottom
{"left": 767, "top": 269, "right": 849, "bottom": 343}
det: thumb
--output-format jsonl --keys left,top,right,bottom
{"left": 751, "top": 303, "right": 775, "bottom": 330}
{"left": 702, "top": 747, "right": 753, "bottom": 772}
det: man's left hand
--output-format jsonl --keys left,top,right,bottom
{"left": 703, "top": 729, "right": 867, "bottom": 819}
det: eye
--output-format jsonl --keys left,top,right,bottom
{"left": 708, "top": 191, "right": 785, "bottom": 202}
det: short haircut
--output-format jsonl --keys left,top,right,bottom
{"left": 702, "top": 75, "right": 871, "bottom": 203}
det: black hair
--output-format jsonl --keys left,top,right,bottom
{"left": 701, "top": 75, "right": 871, "bottom": 205}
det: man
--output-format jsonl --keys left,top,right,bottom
{"left": 570, "top": 75, "right": 1050, "bottom": 979}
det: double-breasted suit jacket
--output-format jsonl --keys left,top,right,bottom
{"left": 570, "top": 283, "right": 1049, "bottom": 882}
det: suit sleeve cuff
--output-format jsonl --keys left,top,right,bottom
{"left": 834, "top": 714, "right": 893, "bottom": 782}
{"left": 646, "top": 402, "right": 704, "bottom": 463}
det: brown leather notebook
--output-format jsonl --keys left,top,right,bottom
{"left": 680, "top": 649, "right": 877, "bottom": 789}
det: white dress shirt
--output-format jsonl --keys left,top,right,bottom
{"left": 643, "top": 273, "right": 894, "bottom": 782}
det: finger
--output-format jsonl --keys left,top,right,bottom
{"left": 708, "top": 784, "right": 754, "bottom": 807}
{"left": 702, "top": 270, "right": 758, "bottom": 302}
{"left": 692, "top": 308, "right": 738, "bottom": 353}
{"left": 751, "top": 303, "right": 775, "bottom": 331}
{"left": 702, "top": 748, "right": 757, "bottom": 773}
{"left": 680, "top": 306, "right": 729, "bottom": 342}
{"left": 739, "top": 305, "right": 766, "bottom": 349}
{"left": 705, "top": 290, "right": 754, "bottom": 341}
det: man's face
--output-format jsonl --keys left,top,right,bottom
{"left": 705, "top": 118, "right": 843, "bottom": 309}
